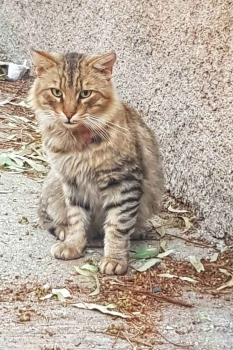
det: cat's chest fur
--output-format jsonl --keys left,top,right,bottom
{"left": 47, "top": 146, "right": 114, "bottom": 209}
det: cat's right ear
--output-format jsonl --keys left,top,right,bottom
{"left": 30, "top": 49, "right": 59, "bottom": 76}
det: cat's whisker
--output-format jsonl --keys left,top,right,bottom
{"left": 88, "top": 114, "right": 129, "bottom": 132}
{"left": 87, "top": 116, "right": 127, "bottom": 136}
{"left": 85, "top": 119, "right": 117, "bottom": 150}
{"left": 85, "top": 119, "right": 109, "bottom": 143}
{"left": 86, "top": 120, "right": 111, "bottom": 145}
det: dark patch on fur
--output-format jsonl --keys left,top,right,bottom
{"left": 64, "top": 53, "right": 84, "bottom": 87}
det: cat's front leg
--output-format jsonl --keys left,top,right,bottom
{"left": 51, "top": 183, "right": 89, "bottom": 260}
{"left": 99, "top": 183, "right": 142, "bottom": 275}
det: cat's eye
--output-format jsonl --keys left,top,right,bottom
{"left": 79, "top": 90, "right": 92, "bottom": 99}
{"left": 51, "top": 88, "right": 63, "bottom": 97}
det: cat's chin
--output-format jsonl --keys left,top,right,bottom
{"left": 63, "top": 122, "right": 79, "bottom": 128}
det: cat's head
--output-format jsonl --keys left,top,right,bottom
{"left": 29, "top": 50, "right": 117, "bottom": 130}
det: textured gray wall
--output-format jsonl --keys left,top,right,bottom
{"left": 1, "top": 0, "right": 232, "bottom": 240}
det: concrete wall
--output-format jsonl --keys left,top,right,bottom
{"left": 1, "top": 0, "right": 232, "bottom": 241}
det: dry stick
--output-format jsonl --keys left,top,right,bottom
{"left": 164, "top": 233, "right": 216, "bottom": 249}
{"left": 156, "top": 329, "right": 193, "bottom": 349}
{"left": 91, "top": 330, "right": 154, "bottom": 348}
{"left": 115, "top": 286, "right": 193, "bottom": 308}
{"left": 112, "top": 330, "right": 121, "bottom": 348}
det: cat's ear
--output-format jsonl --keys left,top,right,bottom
{"left": 88, "top": 51, "right": 116, "bottom": 79}
{"left": 30, "top": 49, "right": 60, "bottom": 76}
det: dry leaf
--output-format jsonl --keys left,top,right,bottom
{"left": 219, "top": 268, "right": 232, "bottom": 277}
{"left": 158, "top": 273, "right": 178, "bottom": 278}
{"left": 39, "top": 293, "right": 53, "bottom": 301}
{"left": 180, "top": 216, "right": 193, "bottom": 232}
{"left": 72, "top": 302, "right": 130, "bottom": 318}
{"left": 189, "top": 255, "right": 205, "bottom": 273}
{"left": 52, "top": 288, "right": 71, "bottom": 302}
{"left": 217, "top": 277, "right": 233, "bottom": 291}
{"left": 157, "top": 249, "right": 174, "bottom": 258}
{"left": 210, "top": 253, "right": 219, "bottom": 262}
{"left": 179, "top": 276, "right": 197, "bottom": 283}
{"left": 131, "top": 258, "right": 161, "bottom": 272}
{"left": 168, "top": 205, "right": 189, "bottom": 213}
{"left": 75, "top": 265, "right": 100, "bottom": 296}
{"left": 156, "top": 226, "right": 166, "bottom": 237}
{"left": 160, "top": 240, "right": 167, "bottom": 252}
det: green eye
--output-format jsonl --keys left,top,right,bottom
{"left": 80, "top": 90, "right": 92, "bottom": 99}
{"left": 51, "top": 88, "right": 63, "bottom": 97}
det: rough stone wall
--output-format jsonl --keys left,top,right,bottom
{"left": 0, "top": 0, "right": 232, "bottom": 240}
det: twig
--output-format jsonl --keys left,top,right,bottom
{"left": 112, "top": 329, "right": 120, "bottom": 348}
{"left": 156, "top": 329, "right": 193, "bottom": 349}
{"left": 165, "top": 233, "right": 217, "bottom": 249}
{"left": 90, "top": 330, "right": 154, "bottom": 348}
{"left": 115, "top": 286, "right": 193, "bottom": 308}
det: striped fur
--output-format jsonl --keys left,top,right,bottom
{"left": 29, "top": 50, "right": 164, "bottom": 275}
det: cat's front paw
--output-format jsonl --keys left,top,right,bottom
{"left": 99, "top": 257, "right": 128, "bottom": 275}
{"left": 51, "top": 241, "right": 84, "bottom": 260}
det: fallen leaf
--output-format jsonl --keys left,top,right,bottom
{"left": 180, "top": 216, "right": 193, "bottom": 232}
{"left": 219, "top": 268, "right": 232, "bottom": 277}
{"left": 52, "top": 288, "right": 71, "bottom": 302}
{"left": 156, "top": 226, "right": 166, "bottom": 237}
{"left": 158, "top": 273, "right": 178, "bottom": 278}
{"left": 157, "top": 249, "right": 174, "bottom": 258}
{"left": 39, "top": 293, "right": 53, "bottom": 301}
{"left": 217, "top": 277, "right": 233, "bottom": 291}
{"left": 160, "top": 240, "right": 167, "bottom": 251}
{"left": 0, "top": 154, "right": 22, "bottom": 169}
{"left": 210, "top": 253, "right": 219, "bottom": 262}
{"left": 23, "top": 158, "right": 46, "bottom": 172}
{"left": 130, "top": 247, "right": 159, "bottom": 259}
{"left": 72, "top": 302, "right": 130, "bottom": 318}
{"left": 75, "top": 265, "right": 100, "bottom": 296}
{"left": 168, "top": 205, "right": 189, "bottom": 213}
{"left": 18, "top": 216, "right": 29, "bottom": 224}
{"left": 8, "top": 100, "right": 30, "bottom": 108}
{"left": 81, "top": 263, "right": 98, "bottom": 274}
{"left": 132, "top": 258, "right": 161, "bottom": 272}
{"left": 189, "top": 255, "right": 205, "bottom": 273}
{"left": 179, "top": 276, "right": 197, "bottom": 283}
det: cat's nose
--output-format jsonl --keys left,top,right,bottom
{"left": 65, "top": 111, "right": 75, "bottom": 119}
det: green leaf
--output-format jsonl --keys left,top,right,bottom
{"left": 130, "top": 246, "right": 159, "bottom": 259}
{"left": 0, "top": 155, "right": 21, "bottom": 168}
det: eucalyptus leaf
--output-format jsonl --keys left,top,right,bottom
{"left": 157, "top": 249, "right": 174, "bottom": 258}
{"left": 168, "top": 205, "right": 189, "bottom": 213}
{"left": 72, "top": 302, "right": 130, "bottom": 319}
{"left": 136, "top": 258, "right": 161, "bottom": 272}
{"left": 75, "top": 265, "right": 100, "bottom": 296}
{"left": 189, "top": 255, "right": 205, "bottom": 273}
{"left": 130, "top": 246, "right": 159, "bottom": 259}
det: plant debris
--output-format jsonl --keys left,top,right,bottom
{"left": 72, "top": 302, "right": 131, "bottom": 319}
{"left": 75, "top": 264, "right": 100, "bottom": 296}
{"left": 189, "top": 255, "right": 205, "bottom": 273}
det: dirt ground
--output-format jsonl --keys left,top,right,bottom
{"left": 0, "top": 80, "right": 233, "bottom": 350}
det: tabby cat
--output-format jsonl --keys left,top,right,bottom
{"left": 29, "top": 50, "right": 164, "bottom": 275}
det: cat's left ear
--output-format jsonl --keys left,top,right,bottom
{"left": 30, "top": 49, "right": 60, "bottom": 76}
{"left": 88, "top": 51, "right": 116, "bottom": 79}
